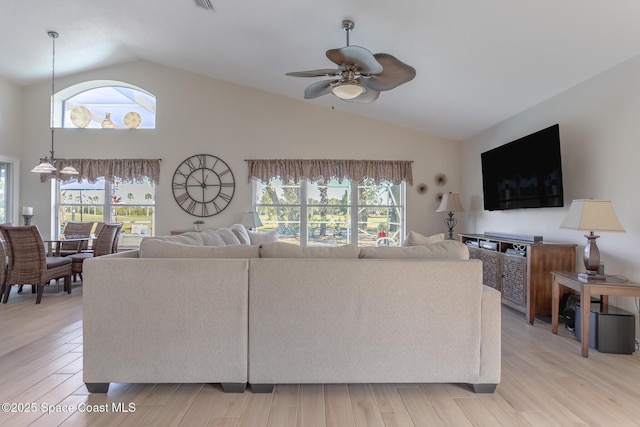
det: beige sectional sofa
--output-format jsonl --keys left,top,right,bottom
{"left": 83, "top": 226, "right": 501, "bottom": 394}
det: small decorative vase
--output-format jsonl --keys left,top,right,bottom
{"left": 101, "top": 112, "right": 115, "bottom": 128}
{"left": 194, "top": 223, "right": 203, "bottom": 232}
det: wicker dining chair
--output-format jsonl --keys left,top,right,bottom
{"left": 0, "top": 225, "right": 73, "bottom": 304}
{"left": 0, "top": 236, "right": 8, "bottom": 299}
{"left": 58, "top": 221, "right": 94, "bottom": 256}
{"left": 67, "top": 222, "right": 122, "bottom": 282}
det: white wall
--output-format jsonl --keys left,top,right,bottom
{"left": 461, "top": 54, "right": 640, "bottom": 322}
{"left": 18, "top": 60, "right": 461, "bottom": 237}
{"left": 0, "top": 77, "right": 23, "bottom": 223}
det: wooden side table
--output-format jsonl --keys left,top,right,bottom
{"left": 551, "top": 271, "right": 640, "bottom": 357}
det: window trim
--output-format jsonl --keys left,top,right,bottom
{"left": 0, "top": 155, "right": 20, "bottom": 225}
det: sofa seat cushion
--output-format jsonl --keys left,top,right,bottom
{"left": 359, "top": 240, "right": 469, "bottom": 260}
{"left": 140, "top": 239, "right": 260, "bottom": 258}
{"left": 260, "top": 242, "right": 360, "bottom": 258}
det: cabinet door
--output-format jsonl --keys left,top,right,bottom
{"left": 500, "top": 254, "right": 527, "bottom": 308}
{"left": 479, "top": 250, "right": 500, "bottom": 291}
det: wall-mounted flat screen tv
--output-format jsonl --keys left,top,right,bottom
{"left": 481, "top": 124, "right": 564, "bottom": 211}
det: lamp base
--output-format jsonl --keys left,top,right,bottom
{"left": 578, "top": 272, "right": 607, "bottom": 282}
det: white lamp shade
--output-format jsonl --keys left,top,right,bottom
{"left": 560, "top": 199, "right": 625, "bottom": 232}
{"left": 332, "top": 83, "right": 365, "bottom": 100}
{"left": 242, "top": 211, "right": 263, "bottom": 229}
{"left": 59, "top": 165, "right": 79, "bottom": 175}
{"left": 31, "top": 161, "right": 57, "bottom": 173}
{"left": 436, "top": 193, "right": 464, "bottom": 212}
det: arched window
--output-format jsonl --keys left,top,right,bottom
{"left": 55, "top": 80, "right": 156, "bottom": 129}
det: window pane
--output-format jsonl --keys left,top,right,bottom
{"left": 255, "top": 179, "right": 300, "bottom": 205}
{"left": 257, "top": 205, "right": 300, "bottom": 245}
{"left": 0, "top": 163, "right": 9, "bottom": 224}
{"left": 308, "top": 206, "right": 351, "bottom": 246}
{"left": 62, "top": 85, "right": 156, "bottom": 129}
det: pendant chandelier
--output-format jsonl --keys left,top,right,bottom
{"left": 31, "top": 31, "right": 78, "bottom": 175}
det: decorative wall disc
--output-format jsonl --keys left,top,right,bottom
{"left": 70, "top": 106, "right": 91, "bottom": 128}
{"left": 124, "top": 111, "right": 142, "bottom": 129}
{"left": 434, "top": 173, "right": 448, "bottom": 186}
{"left": 416, "top": 183, "right": 428, "bottom": 194}
{"left": 436, "top": 192, "right": 444, "bottom": 202}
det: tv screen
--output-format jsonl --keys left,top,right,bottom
{"left": 481, "top": 124, "right": 564, "bottom": 211}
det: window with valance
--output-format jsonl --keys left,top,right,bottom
{"left": 41, "top": 159, "right": 161, "bottom": 183}
{"left": 248, "top": 159, "right": 412, "bottom": 247}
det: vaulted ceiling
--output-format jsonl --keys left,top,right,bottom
{"left": 2, "top": 1, "right": 640, "bottom": 140}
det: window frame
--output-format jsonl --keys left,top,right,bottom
{"left": 54, "top": 176, "right": 156, "bottom": 247}
{"left": 0, "top": 156, "right": 20, "bottom": 225}
{"left": 252, "top": 177, "right": 406, "bottom": 247}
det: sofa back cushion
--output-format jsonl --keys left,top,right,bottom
{"left": 359, "top": 240, "right": 469, "bottom": 260}
{"left": 151, "top": 232, "right": 205, "bottom": 246}
{"left": 140, "top": 239, "right": 260, "bottom": 258}
{"left": 260, "top": 242, "right": 360, "bottom": 258}
{"left": 404, "top": 231, "right": 445, "bottom": 246}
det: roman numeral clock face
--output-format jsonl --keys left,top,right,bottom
{"left": 172, "top": 154, "right": 235, "bottom": 217}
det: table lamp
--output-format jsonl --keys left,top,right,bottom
{"left": 436, "top": 192, "right": 464, "bottom": 240}
{"left": 560, "top": 199, "right": 625, "bottom": 280}
{"left": 241, "top": 211, "right": 263, "bottom": 231}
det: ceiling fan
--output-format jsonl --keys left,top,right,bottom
{"left": 286, "top": 19, "right": 416, "bottom": 103}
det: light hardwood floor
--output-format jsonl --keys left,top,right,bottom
{"left": 2, "top": 284, "right": 640, "bottom": 426}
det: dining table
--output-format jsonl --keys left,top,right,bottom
{"left": 43, "top": 234, "right": 95, "bottom": 257}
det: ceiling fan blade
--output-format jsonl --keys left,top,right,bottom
{"left": 303, "top": 80, "right": 337, "bottom": 99}
{"left": 343, "top": 88, "right": 380, "bottom": 103}
{"left": 326, "top": 46, "right": 383, "bottom": 74}
{"left": 286, "top": 69, "right": 341, "bottom": 78}
{"left": 361, "top": 53, "right": 416, "bottom": 91}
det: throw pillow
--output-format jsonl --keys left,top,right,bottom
{"left": 216, "top": 227, "right": 242, "bottom": 245}
{"left": 260, "top": 242, "right": 360, "bottom": 258}
{"left": 359, "top": 240, "right": 469, "bottom": 260}
{"left": 405, "top": 231, "right": 445, "bottom": 246}
{"left": 198, "top": 230, "right": 227, "bottom": 247}
{"left": 248, "top": 229, "right": 279, "bottom": 245}
{"left": 140, "top": 239, "right": 260, "bottom": 258}
{"left": 229, "top": 223, "right": 251, "bottom": 245}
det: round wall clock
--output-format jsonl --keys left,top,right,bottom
{"left": 172, "top": 154, "right": 236, "bottom": 217}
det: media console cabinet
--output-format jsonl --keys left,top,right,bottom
{"left": 458, "top": 233, "right": 576, "bottom": 324}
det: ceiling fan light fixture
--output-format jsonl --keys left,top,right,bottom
{"left": 332, "top": 82, "right": 365, "bottom": 100}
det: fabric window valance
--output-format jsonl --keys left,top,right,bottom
{"left": 40, "top": 159, "right": 161, "bottom": 183}
{"left": 246, "top": 159, "right": 413, "bottom": 185}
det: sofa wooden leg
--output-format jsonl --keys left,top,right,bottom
{"left": 221, "top": 382, "right": 246, "bottom": 393}
{"left": 250, "top": 384, "right": 275, "bottom": 393}
{"left": 472, "top": 383, "right": 497, "bottom": 393}
{"left": 85, "top": 383, "right": 110, "bottom": 393}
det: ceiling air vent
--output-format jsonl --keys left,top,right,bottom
{"left": 194, "top": 0, "right": 215, "bottom": 11}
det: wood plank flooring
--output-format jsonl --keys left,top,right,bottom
{"left": 2, "top": 283, "right": 640, "bottom": 426}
